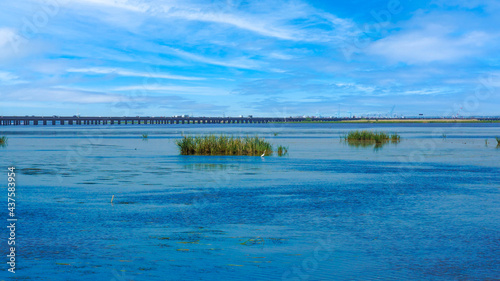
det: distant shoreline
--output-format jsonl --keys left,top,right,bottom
{"left": 272, "top": 119, "right": 500, "bottom": 124}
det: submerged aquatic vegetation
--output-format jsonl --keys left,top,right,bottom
{"left": 176, "top": 135, "right": 287, "bottom": 156}
{"left": 0, "top": 136, "right": 7, "bottom": 147}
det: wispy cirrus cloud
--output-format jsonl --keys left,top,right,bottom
{"left": 0, "top": 71, "right": 27, "bottom": 85}
{"left": 160, "top": 46, "right": 263, "bottom": 70}
{"left": 0, "top": 27, "right": 19, "bottom": 60}
{"left": 0, "top": 27, "right": 15, "bottom": 48}
{"left": 68, "top": 0, "right": 355, "bottom": 43}
{"left": 368, "top": 27, "right": 493, "bottom": 64}
{"left": 6, "top": 87, "right": 127, "bottom": 104}
{"left": 67, "top": 67, "right": 205, "bottom": 80}
{"left": 71, "top": 0, "right": 151, "bottom": 12}
{"left": 1, "top": 0, "right": 500, "bottom": 116}
{"left": 366, "top": 10, "right": 499, "bottom": 64}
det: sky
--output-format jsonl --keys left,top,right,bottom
{"left": 0, "top": 0, "right": 499, "bottom": 117}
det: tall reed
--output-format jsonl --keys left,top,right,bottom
{"left": 176, "top": 135, "right": 287, "bottom": 156}
{"left": 276, "top": 145, "right": 288, "bottom": 156}
{"left": 344, "top": 130, "right": 400, "bottom": 146}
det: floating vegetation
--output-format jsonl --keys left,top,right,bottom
{"left": 176, "top": 240, "right": 199, "bottom": 244}
{"left": 240, "top": 237, "right": 265, "bottom": 246}
{"left": 0, "top": 136, "right": 7, "bottom": 147}
{"left": 176, "top": 134, "right": 288, "bottom": 156}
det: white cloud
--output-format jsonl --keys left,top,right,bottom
{"left": 0, "top": 71, "right": 18, "bottom": 81}
{"left": 268, "top": 52, "right": 295, "bottom": 60}
{"left": 399, "top": 88, "right": 452, "bottom": 96}
{"left": 71, "top": 0, "right": 151, "bottom": 12}
{"left": 67, "top": 0, "right": 354, "bottom": 43}
{"left": 67, "top": 67, "right": 204, "bottom": 80}
{"left": 0, "top": 28, "right": 16, "bottom": 48}
{"left": 369, "top": 30, "right": 491, "bottom": 64}
{"left": 9, "top": 88, "right": 127, "bottom": 103}
{"left": 334, "top": 82, "right": 375, "bottom": 93}
{"left": 164, "top": 9, "right": 298, "bottom": 41}
{"left": 367, "top": 17, "right": 496, "bottom": 64}
{"left": 0, "top": 71, "right": 28, "bottom": 85}
{"left": 157, "top": 2, "right": 355, "bottom": 42}
{"left": 161, "top": 46, "right": 262, "bottom": 69}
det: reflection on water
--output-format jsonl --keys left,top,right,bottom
{"left": 184, "top": 163, "right": 251, "bottom": 171}
{"left": 1, "top": 123, "right": 499, "bottom": 280}
{"left": 345, "top": 139, "right": 400, "bottom": 151}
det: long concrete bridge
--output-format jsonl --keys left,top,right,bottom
{"left": 1, "top": 116, "right": 498, "bottom": 126}
{"left": 0, "top": 116, "right": 344, "bottom": 125}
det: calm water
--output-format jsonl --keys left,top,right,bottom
{"left": 1, "top": 123, "right": 499, "bottom": 280}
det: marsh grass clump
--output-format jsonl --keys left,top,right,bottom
{"left": 390, "top": 133, "right": 401, "bottom": 142}
{"left": 276, "top": 145, "right": 288, "bottom": 156}
{"left": 345, "top": 130, "right": 400, "bottom": 144}
{"left": 176, "top": 135, "right": 287, "bottom": 156}
{"left": 344, "top": 130, "right": 400, "bottom": 148}
{"left": 0, "top": 136, "right": 7, "bottom": 147}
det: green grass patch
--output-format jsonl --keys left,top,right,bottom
{"left": 344, "top": 130, "right": 400, "bottom": 144}
{"left": 176, "top": 135, "right": 287, "bottom": 156}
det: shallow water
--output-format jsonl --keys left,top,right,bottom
{"left": 1, "top": 123, "right": 499, "bottom": 280}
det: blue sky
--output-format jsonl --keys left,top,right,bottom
{"left": 1, "top": 0, "right": 499, "bottom": 117}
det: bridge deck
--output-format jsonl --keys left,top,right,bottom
{"left": 0, "top": 116, "right": 340, "bottom": 125}
{"left": 0, "top": 116, "right": 497, "bottom": 126}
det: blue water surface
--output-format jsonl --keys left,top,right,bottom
{"left": 0, "top": 123, "right": 499, "bottom": 280}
